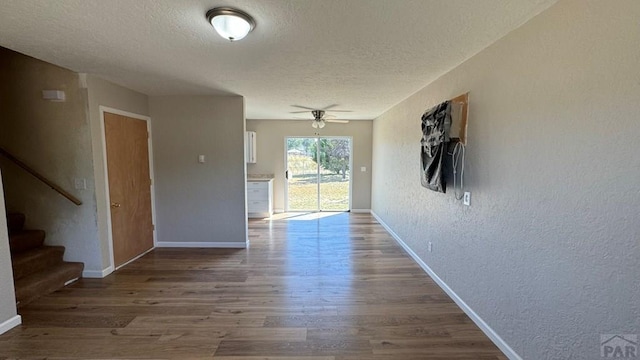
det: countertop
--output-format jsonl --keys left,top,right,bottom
{"left": 247, "top": 174, "right": 274, "bottom": 182}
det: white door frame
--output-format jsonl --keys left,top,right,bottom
{"left": 99, "top": 106, "right": 157, "bottom": 272}
{"left": 284, "top": 136, "right": 353, "bottom": 212}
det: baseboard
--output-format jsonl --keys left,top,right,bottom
{"left": 370, "top": 210, "right": 522, "bottom": 360}
{"left": 156, "top": 241, "right": 248, "bottom": 249}
{"left": 0, "top": 315, "right": 21, "bottom": 335}
{"left": 350, "top": 209, "right": 371, "bottom": 213}
{"left": 83, "top": 266, "right": 113, "bottom": 278}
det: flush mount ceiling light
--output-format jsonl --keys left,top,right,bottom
{"left": 206, "top": 7, "right": 255, "bottom": 41}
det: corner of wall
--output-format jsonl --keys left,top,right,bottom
{"left": 85, "top": 75, "right": 151, "bottom": 271}
{"left": 0, "top": 170, "right": 19, "bottom": 333}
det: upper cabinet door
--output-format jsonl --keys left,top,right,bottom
{"left": 246, "top": 131, "right": 256, "bottom": 164}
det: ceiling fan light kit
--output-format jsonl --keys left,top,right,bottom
{"left": 206, "top": 7, "right": 255, "bottom": 41}
{"left": 312, "top": 119, "right": 326, "bottom": 129}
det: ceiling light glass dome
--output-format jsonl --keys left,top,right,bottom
{"left": 207, "top": 8, "right": 256, "bottom": 41}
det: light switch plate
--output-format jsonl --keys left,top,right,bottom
{"left": 74, "top": 178, "right": 86, "bottom": 190}
{"left": 360, "top": 166, "right": 366, "bottom": 172}
{"left": 463, "top": 192, "right": 471, "bottom": 206}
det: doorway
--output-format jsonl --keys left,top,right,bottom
{"left": 285, "top": 137, "right": 352, "bottom": 212}
{"left": 103, "top": 110, "right": 155, "bottom": 268}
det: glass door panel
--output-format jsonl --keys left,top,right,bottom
{"left": 319, "top": 138, "right": 350, "bottom": 211}
{"left": 286, "top": 137, "right": 319, "bottom": 211}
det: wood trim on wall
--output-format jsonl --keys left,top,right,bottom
{"left": 450, "top": 92, "right": 469, "bottom": 144}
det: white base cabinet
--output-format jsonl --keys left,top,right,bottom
{"left": 247, "top": 179, "right": 273, "bottom": 218}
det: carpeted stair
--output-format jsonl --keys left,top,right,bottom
{"left": 7, "top": 212, "right": 84, "bottom": 307}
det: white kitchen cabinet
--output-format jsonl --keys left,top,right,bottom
{"left": 247, "top": 179, "right": 272, "bottom": 218}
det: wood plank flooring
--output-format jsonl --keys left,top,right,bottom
{"left": 0, "top": 212, "right": 507, "bottom": 359}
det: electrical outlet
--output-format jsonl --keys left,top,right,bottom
{"left": 463, "top": 192, "right": 471, "bottom": 206}
{"left": 428, "top": 242, "right": 433, "bottom": 252}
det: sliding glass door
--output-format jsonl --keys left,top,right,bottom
{"left": 286, "top": 137, "right": 351, "bottom": 212}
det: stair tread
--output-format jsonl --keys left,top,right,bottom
{"left": 15, "top": 262, "right": 84, "bottom": 307}
{"left": 11, "top": 246, "right": 65, "bottom": 280}
{"left": 11, "top": 245, "right": 65, "bottom": 264}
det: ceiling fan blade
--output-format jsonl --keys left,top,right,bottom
{"left": 290, "top": 110, "right": 312, "bottom": 114}
{"left": 291, "top": 105, "right": 317, "bottom": 110}
{"left": 321, "top": 104, "right": 340, "bottom": 111}
{"left": 326, "top": 119, "right": 349, "bottom": 124}
{"left": 325, "top": 110, "right": 353, "bottom": 113}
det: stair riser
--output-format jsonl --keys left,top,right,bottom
{"left": 6, "top": 213, "right": 25, "bottom": 234}
{"left": 9, "top": 230, "right": 45, "bottom": 253}
{"left": 12, "top": 247, "right": 65, "bottom": 281}
{"left": 15, "top": 262, "right": 84, "bottom": 307}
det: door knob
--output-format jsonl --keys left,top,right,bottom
{"left": 111, "top": 202, "right": 121, "bottom": 208}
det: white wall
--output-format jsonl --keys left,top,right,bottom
{"left": 0, "top": 48, "right": 102, "bottom": 273}
{"left": 0, "top": 170, "right": 20, "bottom": 334}
{"left": 85, "top": 74, "right": 149, "bottom": 273}
{"left": 371, "top": 0, "right": 640, "bottom": 359}
{"left": 246, "top": 120, "right": 373, "bottom": 212}
{"left": 150, "top": 96, "right": 247, "bottom": 247}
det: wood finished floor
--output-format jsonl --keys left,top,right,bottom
{"left": 0, "top": 213, "right": 506, "bottom": 359}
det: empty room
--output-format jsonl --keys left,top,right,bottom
{"left": 0, "top": 1, "right": 638, "bottom": 359}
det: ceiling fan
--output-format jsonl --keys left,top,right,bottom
{"left": 290, "top": 104, "right": 351, "bottom": 128}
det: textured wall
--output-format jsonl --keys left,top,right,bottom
{"left": 0, "top": 48, "right": 102, "bottom": 273}
{"left": 371, "top": 0, "right": 640, "bottom": 359}
{"left": 246, "top": 120, "right": 373, "bottom": 211}
{"left": 0, "top": 171, "right": 18, "bottom": 332}
{"left": 85, "top": 75, "right": 150, "bottom": 271}
{"left": 150, "top": 96, "right": 247, "bottom": 245}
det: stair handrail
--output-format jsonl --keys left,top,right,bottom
{"left": 0, "top": 147, "right": 82, "bottom": 206}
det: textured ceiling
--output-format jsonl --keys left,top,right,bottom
{"left": 0, "top": 0, "right": 556, "bottom": 120}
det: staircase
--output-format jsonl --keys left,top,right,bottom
{"left": 7, "top": 212, "right": 84, "bottom": 307}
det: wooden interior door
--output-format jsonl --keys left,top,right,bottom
{"left": 104, "top": 112, "right": 154, "bottom": 267}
